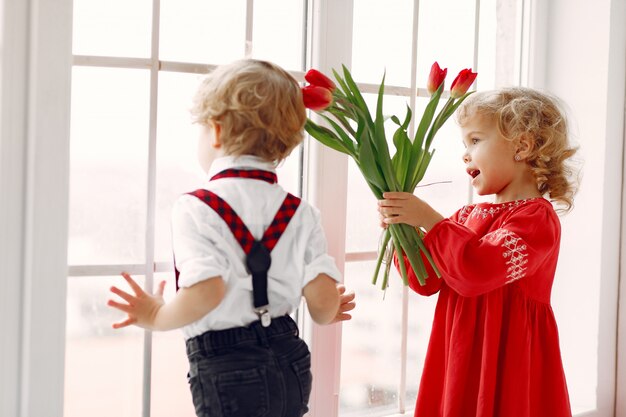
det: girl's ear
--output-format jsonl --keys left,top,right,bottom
{"left": 516, "top": 134, "right": 534, "bottom": 159}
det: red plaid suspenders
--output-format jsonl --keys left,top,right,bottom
{"left": 174, "top": 169, "right": 301, "bottom": 327}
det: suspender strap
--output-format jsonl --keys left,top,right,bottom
{"left": 181, "top": 189, "right": 301, "bottom": 326}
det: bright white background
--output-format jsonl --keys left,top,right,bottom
{"left": 0, "top": 1, "right": 625, "bottom": 417}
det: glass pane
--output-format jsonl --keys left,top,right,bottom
{"left": 340, "top": 261, "right": 402, "bottom": 416}
{"left": 155, "top": 72, "right": 206, "bottom": 262}
{"left": 351, "top": 0, "right": 414, "bottom": 87}
{"left": 252, "top": 0, "right": 306, "bottom": 71}
{"left": 64, "top": 276, "right": 144, "bottom": 417}
{"left": 68, "top": 67, "right": 150, "bottom": 265}
{"left": 160, "top": 0, "right": 246, "bottom": 64}
{"left": 416, "top": 0, "right": 477, "bottom": 89}
{"left": 405, "top": 285, "right": 438, "bottom": 408}
{"left": 72, "top": 0, "right": 152, "bottom": 57}
{"left": 150, "top": 272, "right": 196, "bottom": 417}
{"left": 477, "top": 0, "right": 498, "bottom": 91}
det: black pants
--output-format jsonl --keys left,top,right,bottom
{"left": 185, "top": 316, "right": 312, "bottom": 417}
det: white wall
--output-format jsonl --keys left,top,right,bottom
{"left": 534, "top": 0, "right": 625, "bottom": 415}
{"left": 0, "top": 1, "right": 72, "bottom": 416}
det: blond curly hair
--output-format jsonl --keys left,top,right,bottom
{"left": 457, "top": 87, "right": 579, "bottom": 212}
{"left": 190, "top": 59, "right": 306, "bottom": 163}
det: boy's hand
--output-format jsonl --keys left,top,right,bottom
{"left": 331, "top": 284, "right": 356, "bottom": 324}
{"left": 378, "top": 192, "right": 443, "bottom": 231}
{"left": 107, "top": 272, "right": 166, "bottom": 330}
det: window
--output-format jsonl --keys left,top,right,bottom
{"left": 64, "top": 1, "right": 615, "bottom": 417}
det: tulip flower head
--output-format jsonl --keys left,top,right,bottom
{"left": 302, "top": 85, "right": 333, "bottom": 111}
{"left": 304, "top": 69, "right": 336, "bottom": 92}
{"left": 450, "top": 68, "right": 478, "bottom": 99}
{"left": 427, "top": 62, "right": 447, "bottom": 95}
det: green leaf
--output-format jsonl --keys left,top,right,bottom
{"left": 358, "top": 134, "right": 388, "bottom": 192}
{"left": 304, "top": 120, "right": 351, "bottom": 155}
{"left": 372, "top": 229, "right": 392, "bottom": 285}
{"left": 320, "top": 114, "right": 357, "bottom": 156}
{"left": 414, "top": 84, "right": 443, "bottom": 151}
{"left": 341, "top": 65, "right": 374, "bottom": 127}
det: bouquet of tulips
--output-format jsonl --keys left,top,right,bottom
{"left": 302, "top": 63, "right": 477, "bottom": 288}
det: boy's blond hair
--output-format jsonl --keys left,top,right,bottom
{"left": 457, "top": 87, "right": 579, "bottom": 212}
{"left": 190, "top": 59, "right": 306, "bottom": 162}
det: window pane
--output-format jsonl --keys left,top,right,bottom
{"left": 416, "top": 0, "right": 477, "bottom": 86}
{"left": 160, "top": 0, "right": 246, "bottom": 64}
{"left": 252, "top": 0, "right": 306, "bottom": 71}
{"left": 64, "top": 276, "right": 144, "bottom": 417}
{"left": 68, "top": 67, "right": 150, "bottom": 265}
{"left": 155, "top": 72, "right": 206, "bottom": 262}
{"left": 340, "top": 261, "right": 402, "bottom": 416}
{"left": 405, "top": 286, "right": 438, "bottom": 408}
{"left": 351, "top": 0, "right": 414, "bottom": 87}
{"left": 150, "top": 273, "right": 196, "bottom": 417}
{"left": 72, "top": 0, "right": 152, "bottom": 57}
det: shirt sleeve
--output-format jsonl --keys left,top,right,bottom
{"left": 302, "top": 206, "right": 342, "bottom": 287}
{"left": 423, "top": 202, "right": 560, "bottom": 297}
{"left": 171, "top": 196, "right": 230, "bottom": 288}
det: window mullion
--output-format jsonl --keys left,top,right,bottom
{"left": 142, "top": 0, "right": 162, "bottom": 416}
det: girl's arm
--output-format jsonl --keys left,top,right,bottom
{"left": 108, "top": 272, "right": 225, "bottom": 331}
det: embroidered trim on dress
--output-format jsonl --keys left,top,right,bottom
{"left": 488, "top": 229, "right": 529, "bottom": 283}
{"left": 465, "top": 198, "right": 540, "bottom": 222}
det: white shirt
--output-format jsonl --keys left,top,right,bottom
{"left": 172, "top": 155, "right": 341, "bottom": 339}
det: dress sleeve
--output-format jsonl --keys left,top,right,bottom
{"left": 171, "top": 196, "right": 230, "bottom": 288}
{"left": 392, "top": 207, "right": 467, "bottom": 296}
{"left": 423, "top": 202, "right": 560, "bottom": 297}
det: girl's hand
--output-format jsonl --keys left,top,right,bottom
{"left": 107, "top": 272, "right": 166, "bottom": 330}
{"left": 378, "top": 192, "right": 444, "bottom": 231}
{"left": 331, "top": 284, "right": 356, "bottom": 324}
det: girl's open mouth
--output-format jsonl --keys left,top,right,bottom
{"left": 468, "top": 169, "right": 480, "bottom": 179}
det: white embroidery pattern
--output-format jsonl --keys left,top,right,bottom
{"left": 468, "top": 198, "right": 538, "bottom": 221}
{"left": 489, "top": 229, "right": 529, "bottom": 283}
{"left": 457, "top": 205, "right": 475, "bottom": 223}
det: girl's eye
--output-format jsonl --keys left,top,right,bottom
{"left": 471, "top": 138, "right": 480, "bottom": 145}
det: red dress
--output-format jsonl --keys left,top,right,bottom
{"left": 398, "top": 198, "right": 572, "bottom": 417}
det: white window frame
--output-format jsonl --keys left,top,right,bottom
{"left": 0, "top": 1, "right": 72, "bottom": 417}
{"left": 2, "top": 1, "right": 625, "bottom": 417}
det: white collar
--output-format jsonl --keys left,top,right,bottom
{"left": 207, "top": 155, "right": 277, "bottom": 179}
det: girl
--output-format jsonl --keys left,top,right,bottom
{"left": 378, "top": 87, "right": 577, "bottom": 417}
{"left": 108, "top": 59, "right": 355, "bottom": 417}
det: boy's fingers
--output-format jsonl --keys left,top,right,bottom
{"left": 107, "top": 299, "right": 133, "bottom": 313}
{"left": 334, "top": 313, "right": 352, "bottom": 322}
{"left": 156, "top": 280, "right": 166, "bottom": 296}
{"left": 121, "top": 272, "right": 144, "bottom": 295}
{"left": 341, "top": 291, "right": 356, "bottom": 302}
{"left": 112, "top": 318, "right": 136, "bottom": 329}
{"left": 110, "top": 286, "right": 135, "bottom": 304}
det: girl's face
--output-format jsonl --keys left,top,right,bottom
{"left": 460, "top": 113, "right": 538, "bottom": 202}
{"left": 197, "top": 122, "right": 222, "bottom": 173}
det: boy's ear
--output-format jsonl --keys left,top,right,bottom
{"left": 210, "top": 121, "right": 222, "bottom": 148}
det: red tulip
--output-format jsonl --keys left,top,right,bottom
{"left": 304, "top": 69, "right": 336, "bottom": 92}
{"left": 302, "top": 85, "right": 333, "bottom": 111}
{"left": 426, "top": 62, "right": 447, "bottom": 95}
{"left": 450, "top": 68, "right": 478, "bottom": 98}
